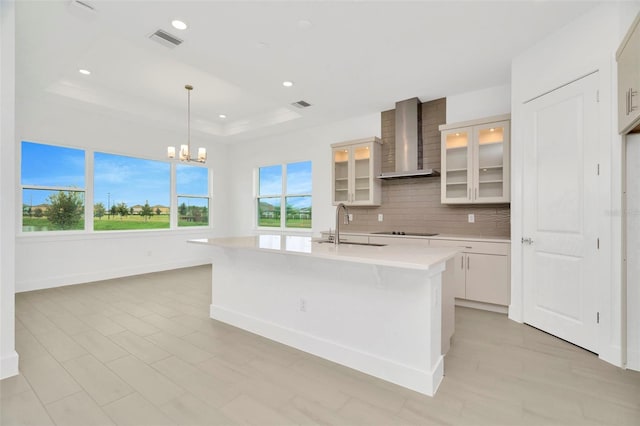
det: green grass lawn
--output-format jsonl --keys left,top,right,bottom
{"left": 22, "top": 217, "right": 83, "bottom": 231}
{"left": 258, "top": 217, "right": 311, "bottom": 228}
{"left": 22, "top": 215, "right": 210, "bottom": 231}
{"left": 94, "top": 215, "right": 170, "bottom": 230}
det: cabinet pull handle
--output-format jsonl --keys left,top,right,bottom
{"left": 631, "top": 89, "right": 638, "bottom": 112}
{"left": 467, "top": 256, "right": 470, "bottom": 270}
{"left": 461, "top": 256, "right": 464, "bottom": 269}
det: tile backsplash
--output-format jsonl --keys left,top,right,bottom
{"left": 342, "top": 98, "right": 510, "bottom": 238}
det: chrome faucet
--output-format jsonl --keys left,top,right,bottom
{"left": 335, "top": 203, "right": 349, "bottom": 245}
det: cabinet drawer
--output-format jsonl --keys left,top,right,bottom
{"left": 428, "top": 239, "right": 509, "bottom": 255}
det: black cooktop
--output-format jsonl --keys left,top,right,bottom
{"left": 372, "top": 231, "right": 439, "bottom": 236}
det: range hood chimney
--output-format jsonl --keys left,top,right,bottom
{"left": 378, "top": 97, "right": 440, "bottom": 179}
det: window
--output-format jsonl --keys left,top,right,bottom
{"left": 257, "top": 161, "right": 312, "bottom": 229}
{"left": 20, "top": 140, "right": 212, "bottom": 233}
{"left": 177, "top": 164, "right": 210, "bottom": 227}
{"left": 94, "top": 152, "right": 170, "bottom": 231}
{"left": 21, "top": 141, "right": 86, "bottom": 232}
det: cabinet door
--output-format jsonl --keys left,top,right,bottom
{"left": 618, "top": 15, "right": 640, "bottom": 134}
{"left": 441, "top": 128, "right": 472, "bottom": 203}
{"left": 473, "top": 121, "right": 510, "bottom": 203}
{"left": 332, "top": 147, "right": 350, "bottom": 203}
{"left": 451, "top": 253, "right": 466, "bottom": 298}
{"left": 352, "top": 144, "right": 372, "bottom": 204}
{"left": 465, "top": 253, "right": 509, "bottom": 305}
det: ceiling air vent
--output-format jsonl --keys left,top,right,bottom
{"left": 149, "top": 29, "right": 183, "bottom": 48}
{"left": 68, "top": 0, "right": 97, "bottom": 18}
{"left": 291, "top": 100, "right": 312, "bottom": 109}
{"left": 71, "top": 0, "right": 95, "bottom": 12}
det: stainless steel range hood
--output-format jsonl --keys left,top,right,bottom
{"left": 378, "top": 97, "right": 440, "bottom": 179}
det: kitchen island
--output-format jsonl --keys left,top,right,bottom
{"left": 189, "top": 235, "right": 457, "bottom": 396}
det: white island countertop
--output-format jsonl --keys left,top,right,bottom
{"left": 189, "top": 235, "right": 458, "bottom": 271}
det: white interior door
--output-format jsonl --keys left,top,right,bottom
{"left": 522, "top": 72, "right": 599, "bottom": 353}
{"left": 626, "top": 134, "right": 640, "bottom": 370}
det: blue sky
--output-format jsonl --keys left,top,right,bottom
{"left": 22, "top": 142, "right": 208, "bottom": 208}
{"left": 94, "top": 152, "right": 170, "bottom": 207}
{"left": 21, "top": 142, "right": 85, "bottom": 205}
{"left": 22, "top": 141, "right": 307, "bottom": 209}
{"left": 259, "top": 161, "right": 312, "bottom": 209}
{"left": 21, "top": 142, "right": 85, "bottom": 188}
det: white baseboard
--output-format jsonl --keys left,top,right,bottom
{"left": 16, "top": 259, "right": 211, "bottom": 293}
{"left": 455, "top": 298, "right": 509, "bottom": 314}
{"left": 210, "top": 304, "right": 443, "bottom": 396}
{"left": 1, "top": 351, "right": 19, "bottom": 379}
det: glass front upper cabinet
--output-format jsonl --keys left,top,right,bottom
{"left": 440, "top": 116, "right": 510, "bottom": 204}
{"left": 331, "top": 137, "right": 381, "bottom": 206}
{"left": 442, "top": 130, "right": 471, "bottom": 202}
{"left": 476, "top": 124, "right": 507, "bottom": 201}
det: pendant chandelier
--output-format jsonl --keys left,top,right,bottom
{"left": 167, "top": 84, "right": 206, "bottom": 163}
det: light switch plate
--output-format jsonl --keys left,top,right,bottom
{"left": 378, "top": 214, "right": 383, "bottom": 222}
{"left": 468, "top": 214, "right": 475, "bottom": 223}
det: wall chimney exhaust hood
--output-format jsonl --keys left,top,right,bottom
{"left": 378, "top": 97, "right": 440, "bottom": 179}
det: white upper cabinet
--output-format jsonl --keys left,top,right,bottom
{"left": 331, "top": 137, "right": 381, "bottom": 206}
{"left": 440, "top": 115, "right": 510, "bottom": 204}
{"left": 617, "top": 12, "right": 640, "bottom": 134}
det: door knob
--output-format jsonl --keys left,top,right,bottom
{"left": 521, "top": 237, "right": 534, "bottom": 244}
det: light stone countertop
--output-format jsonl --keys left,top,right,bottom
{"left": 189, "top": 235, "right": 459, "bottom": 271}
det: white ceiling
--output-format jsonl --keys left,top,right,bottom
{"left": 16, "top": 0, "right": 601, "bottom": 144}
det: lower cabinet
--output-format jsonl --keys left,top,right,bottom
{"left": 465, "top": 253, "right": 509, "bottom": 305}
{"left": 319, "top": 232, "right": 511, "bottom": 308}
{"left": 429, "top": 239, "right": 510, "bottom": 307}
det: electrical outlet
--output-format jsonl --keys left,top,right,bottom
{"left": 299, "top": 298, "right": 307, "bottom": 312}
{"left": 378, "top": 214, "right": 384, "bottom": 222}
{"left": 348, "top": 214, "right": 353, "bottom": 221}
{"left": 468, "top": 214, "right": 475, "bottom": 223}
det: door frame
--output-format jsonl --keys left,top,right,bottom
{"left": 510, "top": 69, "right": 622, "bottom": 367}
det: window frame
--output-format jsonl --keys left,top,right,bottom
{"left": 175, "top": 163, "right": 212, "bottom": 229}
{"left": 18, "top": 140, "right": 213, "bottom": 235}
{"left": 255, "top": 161, "right": 312, "bottom": 231}
{"left": 20, "top": 141, "right": 87, "bottom": 234}
{"left": 92, "top": 151, "right": 172, "bottom": 232}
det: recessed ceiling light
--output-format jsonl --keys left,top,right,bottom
{"left": 171, "top": 19, "right": 188, "bottom": 30}
{"left": 282, "top": 81, "right": 294, "bottom": 87}
{"left": 219, "top": 114, "right": 227, "bottom": 119}
{"left": 78, "top": 69, "right": 91, "bottom": 75}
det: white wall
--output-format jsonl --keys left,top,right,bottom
{"left": 227, "top": 113, "right": 380, "bottom": 236}
{"left": 0, "top": 0, "right": 19, "bottom": 379}
{"left": 446, "top": 84, "right": 511, "bottom": 123}
{"left": 14, "top": 94, "right": 231, "bottom": 292}
{"left": 510, "top": 2, "right": 638, "bottom": 368}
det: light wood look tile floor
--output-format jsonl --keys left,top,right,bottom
{"left": 2, "top": 265, "right": 639, "bottom": 425}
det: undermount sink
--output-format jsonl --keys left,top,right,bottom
{"left": 313, "top": 239, "right": 387, "bottom": 247}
